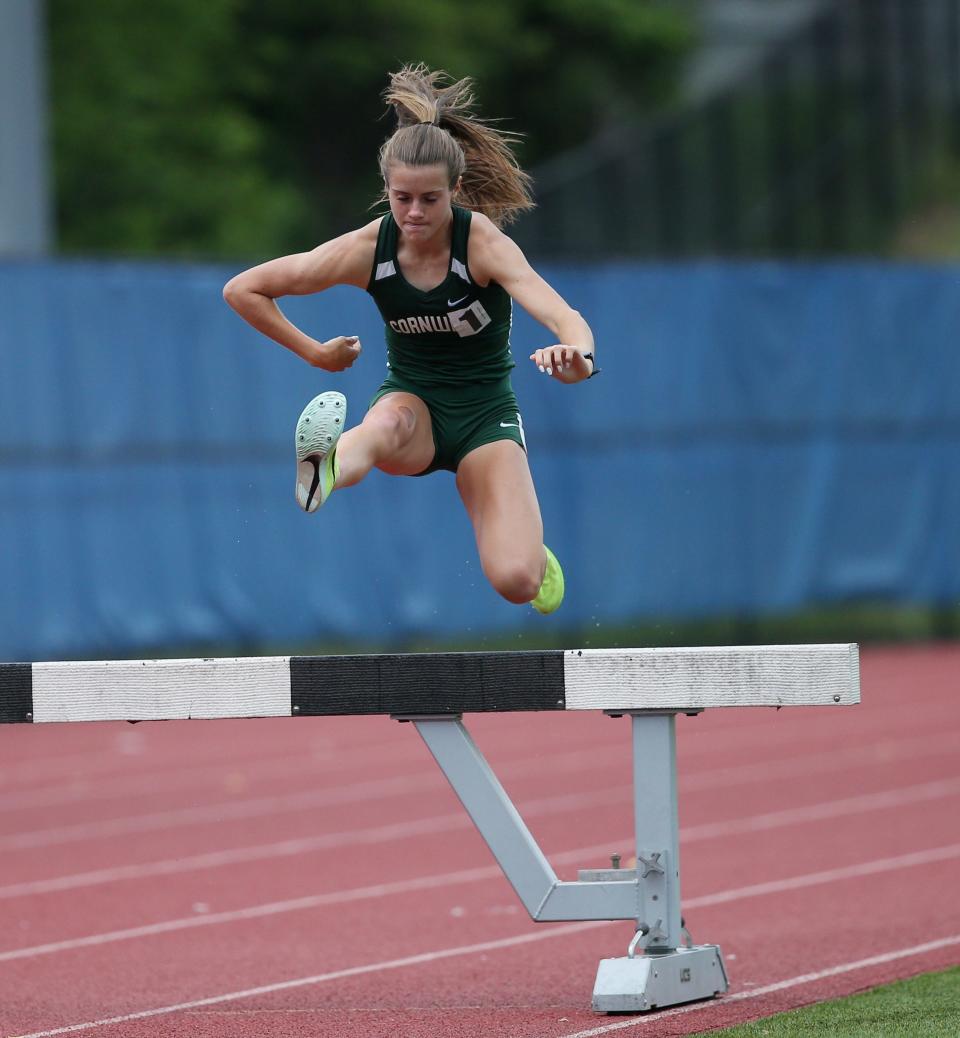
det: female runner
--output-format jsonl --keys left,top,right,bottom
{"left": 224, "top": 64, "right": 598, "bottom": 614}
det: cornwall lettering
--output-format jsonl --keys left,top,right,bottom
{"left": 390, "top": 300, "right": 492, "bottom": 339}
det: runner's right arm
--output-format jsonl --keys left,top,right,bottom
{"left": 223, "top": 221, "right": 380, "bottom": 371}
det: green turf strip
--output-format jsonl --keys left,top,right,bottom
{"left": 708, "top": 966, "right": 960, "bottom": 1036}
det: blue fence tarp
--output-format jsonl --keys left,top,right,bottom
{"left": 1, "top": 258, "right": 958, "bottom": 660}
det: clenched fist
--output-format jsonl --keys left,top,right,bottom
{"left": 315, "top": 335, "right": 362, "bottom": 372}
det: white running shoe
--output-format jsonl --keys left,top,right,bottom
{"left": 295, "top": 391, "right": 346, "bottom": 512}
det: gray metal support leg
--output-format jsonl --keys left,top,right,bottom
{"left": 407, "top": 713, "right": 728, "bottom": 1012}
{"left": 592, "top": 711, "right": 728, "bottom": 1012}
{"left": 412, "top": 716, "right": 638, "bottom": 920}
{"left": 631, "top": 712, "right": 682, "bottom": 952}
{"left": 412, "top": 717, "right": 557, "bottom": 915}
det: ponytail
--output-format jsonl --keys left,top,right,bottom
{"left": 377, "top": 64, "right": 534, "bottom": 227}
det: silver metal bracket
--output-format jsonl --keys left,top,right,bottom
{"left": 577, "top": 868, "right": 640, "bottom": 883}
{"left": 604, "top": 709, "right": 705, "bottom": 719}
{"left": 638, "top": 852, "right": 665, "bottom": 878}
{"left": 635, "top": 848, "right": 671, "bottom": 951}
{"left": 391, "top": 714, "right": 462, "bottom": 722}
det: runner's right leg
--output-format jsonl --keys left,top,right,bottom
{"left": 333, "top": 391, "right": 435, "bottom": 486}
{"left": 296, "top": 391, "right": 434, "bottom": 511}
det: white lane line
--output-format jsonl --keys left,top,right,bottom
{"left": 3, "top": 775, "right": 958, "bottom": 900}
{"left": 680, "top": 730, "right": 960, "bottom": 793}
{"left": 0, "top": 720, "right": 601, "bottom": 813}
{"left": 4, "top": 920, "right": 608, "bottom": 1038}
{"left": 2, "top": 840, "right": 958, "bottom": 965}
{"left": 5, "top": 697, "right": 958, "bottom": 840}
{"left": 6, "top": 706, "right": 959, "bottom": 841}
{"left": 4, "top": 730, "right": 958, "bottom": 851}
{"left": 0, "top": 773, "right": 443, "bottom": 851}
{"left": 0, "top": 865, "right": 501, "bottom": 963}
{"left": 0, "top": 787, "right": 620, "bottom": 900}
{"left": 0, "top": 818, "right": 470, "bottom": 900}
{"left": 0, "top": 743, "right": 624, "bottom": 848}
{"left": 555, "top": 934, "right": 960, "bottom": 1038}
{"left": 0, "top": 734, "right": 413, "bottom": 813}
{"left": 0, "top": 746, "right": 170, "bottom": 786}
{"left": 683, "top": 842, "right": 960, "bottom": 911}
{"left": 9, "top": 928, "right": 960, "bottom": 1038}
{"left": 0, "top": 736, "right": 324, "bottom": 790}
{"left": 680, "top": 777, "right": 960, "bottom": 842}
{"left": 2, "top": 676, "right": 946, "bottom": 795}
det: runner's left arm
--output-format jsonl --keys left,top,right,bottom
{"left": 469, "top": 215, "right": 596, "bottom": 383}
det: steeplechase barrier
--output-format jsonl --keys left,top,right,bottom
{"left": 0, "top": 643, "right": 861, "bottom": 1012}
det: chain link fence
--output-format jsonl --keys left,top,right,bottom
{"left": 516, "top": 0, "right": 960, "bottom": 259}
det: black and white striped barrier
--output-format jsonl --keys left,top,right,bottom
{"left": 0, "top": 644, "right": 860, "bottom": 724}
{"left": 0, "top": 644, "right": 861, "bottom": 1014}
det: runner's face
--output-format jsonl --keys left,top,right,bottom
{"left": 386, "top": 164, "right": 458, "bottom": 242}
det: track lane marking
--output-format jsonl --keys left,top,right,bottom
{"left": 5, "top": 698, "right": 959, "bottom": 832}
{"left": 3, "top": 920, "right": 608, "bottom": 1038}
{"left": 2, "top": 775, "right": 958, "bottom": 900}
{"left": 680, "top": 776, "right": 960, "bottom": 842}
{"left": 3, "top": 733, "right": 958, "bottom": 851}
{"left": 3, "top": 841, "right": 959, "bottom": 965}
{"left": 0, "top": 734, "right": 415, "bottom": 812}
{"left": 0, "top": 735, "right": 339, "bottom": 790}
{"left": 0, "top": 744, "right": 635, "bottom": 844}
{"left": 0, "top": 720, "right": 608, "bottom": 812}
{"left": 0, "top": 711, "right": 619, "bottom": 799}
{"left": 7, "top": 927, "right": 960, "bottom": 1037}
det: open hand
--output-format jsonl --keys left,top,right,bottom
{"left": 530, "top": 345, "right": 593, "bottom": 383}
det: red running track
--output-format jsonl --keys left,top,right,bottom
{"left": 0, "top": 644, "right": 958, "bottom": 1037}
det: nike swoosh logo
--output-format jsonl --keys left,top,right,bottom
{"left": 448, "top": 295, "right": 469, "bottom": 307}
{"left": 499, "top": 422, "right": 520, "bottom": 429}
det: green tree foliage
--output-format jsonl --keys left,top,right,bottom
{"left": 49, "top": 0, "right": 303, "bottom": 258}
{"left": 49, "top": 0, "right": 693, "bottom": 259}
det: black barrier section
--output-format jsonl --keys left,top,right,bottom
{"left": 0, "top": 664, "right": 33, "bottom": 723}
{"left": 290, "top": 651, "right": 566, "bottom": 716}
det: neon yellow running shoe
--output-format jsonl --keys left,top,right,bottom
{"left": 295, "top": 391, "right": 345, "bottom": 512}
{"left": 532, "top": 545, "right": 564, "bottom": 615}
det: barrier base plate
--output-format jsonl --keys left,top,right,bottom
{"left": 592, "top": 945, "right": 728, "bottom": 1013}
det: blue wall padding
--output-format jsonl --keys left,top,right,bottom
{"left": 1, "top": 258, "right": 958, "bottom": 660}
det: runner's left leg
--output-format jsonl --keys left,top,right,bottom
{"left": 455, "top": 440, "right": 546, "bottom": 605}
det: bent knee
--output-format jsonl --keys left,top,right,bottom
{"left": 485, "top": 559, "right": 543, "bottom": 604}
{"left": 366, "top": 403, "right": 417, "bottom": 448}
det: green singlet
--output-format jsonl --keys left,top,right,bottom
{"left": 365, "top": 205, "right": 526, "bottom": 474}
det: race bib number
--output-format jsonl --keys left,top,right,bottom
{"left": 448, "top": 300, "right": 492, "bottom": 338}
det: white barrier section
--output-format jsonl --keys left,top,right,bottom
{"left": 563, "top": 644, "right": 860, "bottom": 710}
{"left": 31, "top": 657, "right": 292, "bottom": 723}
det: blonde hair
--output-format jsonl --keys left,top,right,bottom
{"left": 377, "top": 64, "right": 534, "bottom": 228}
